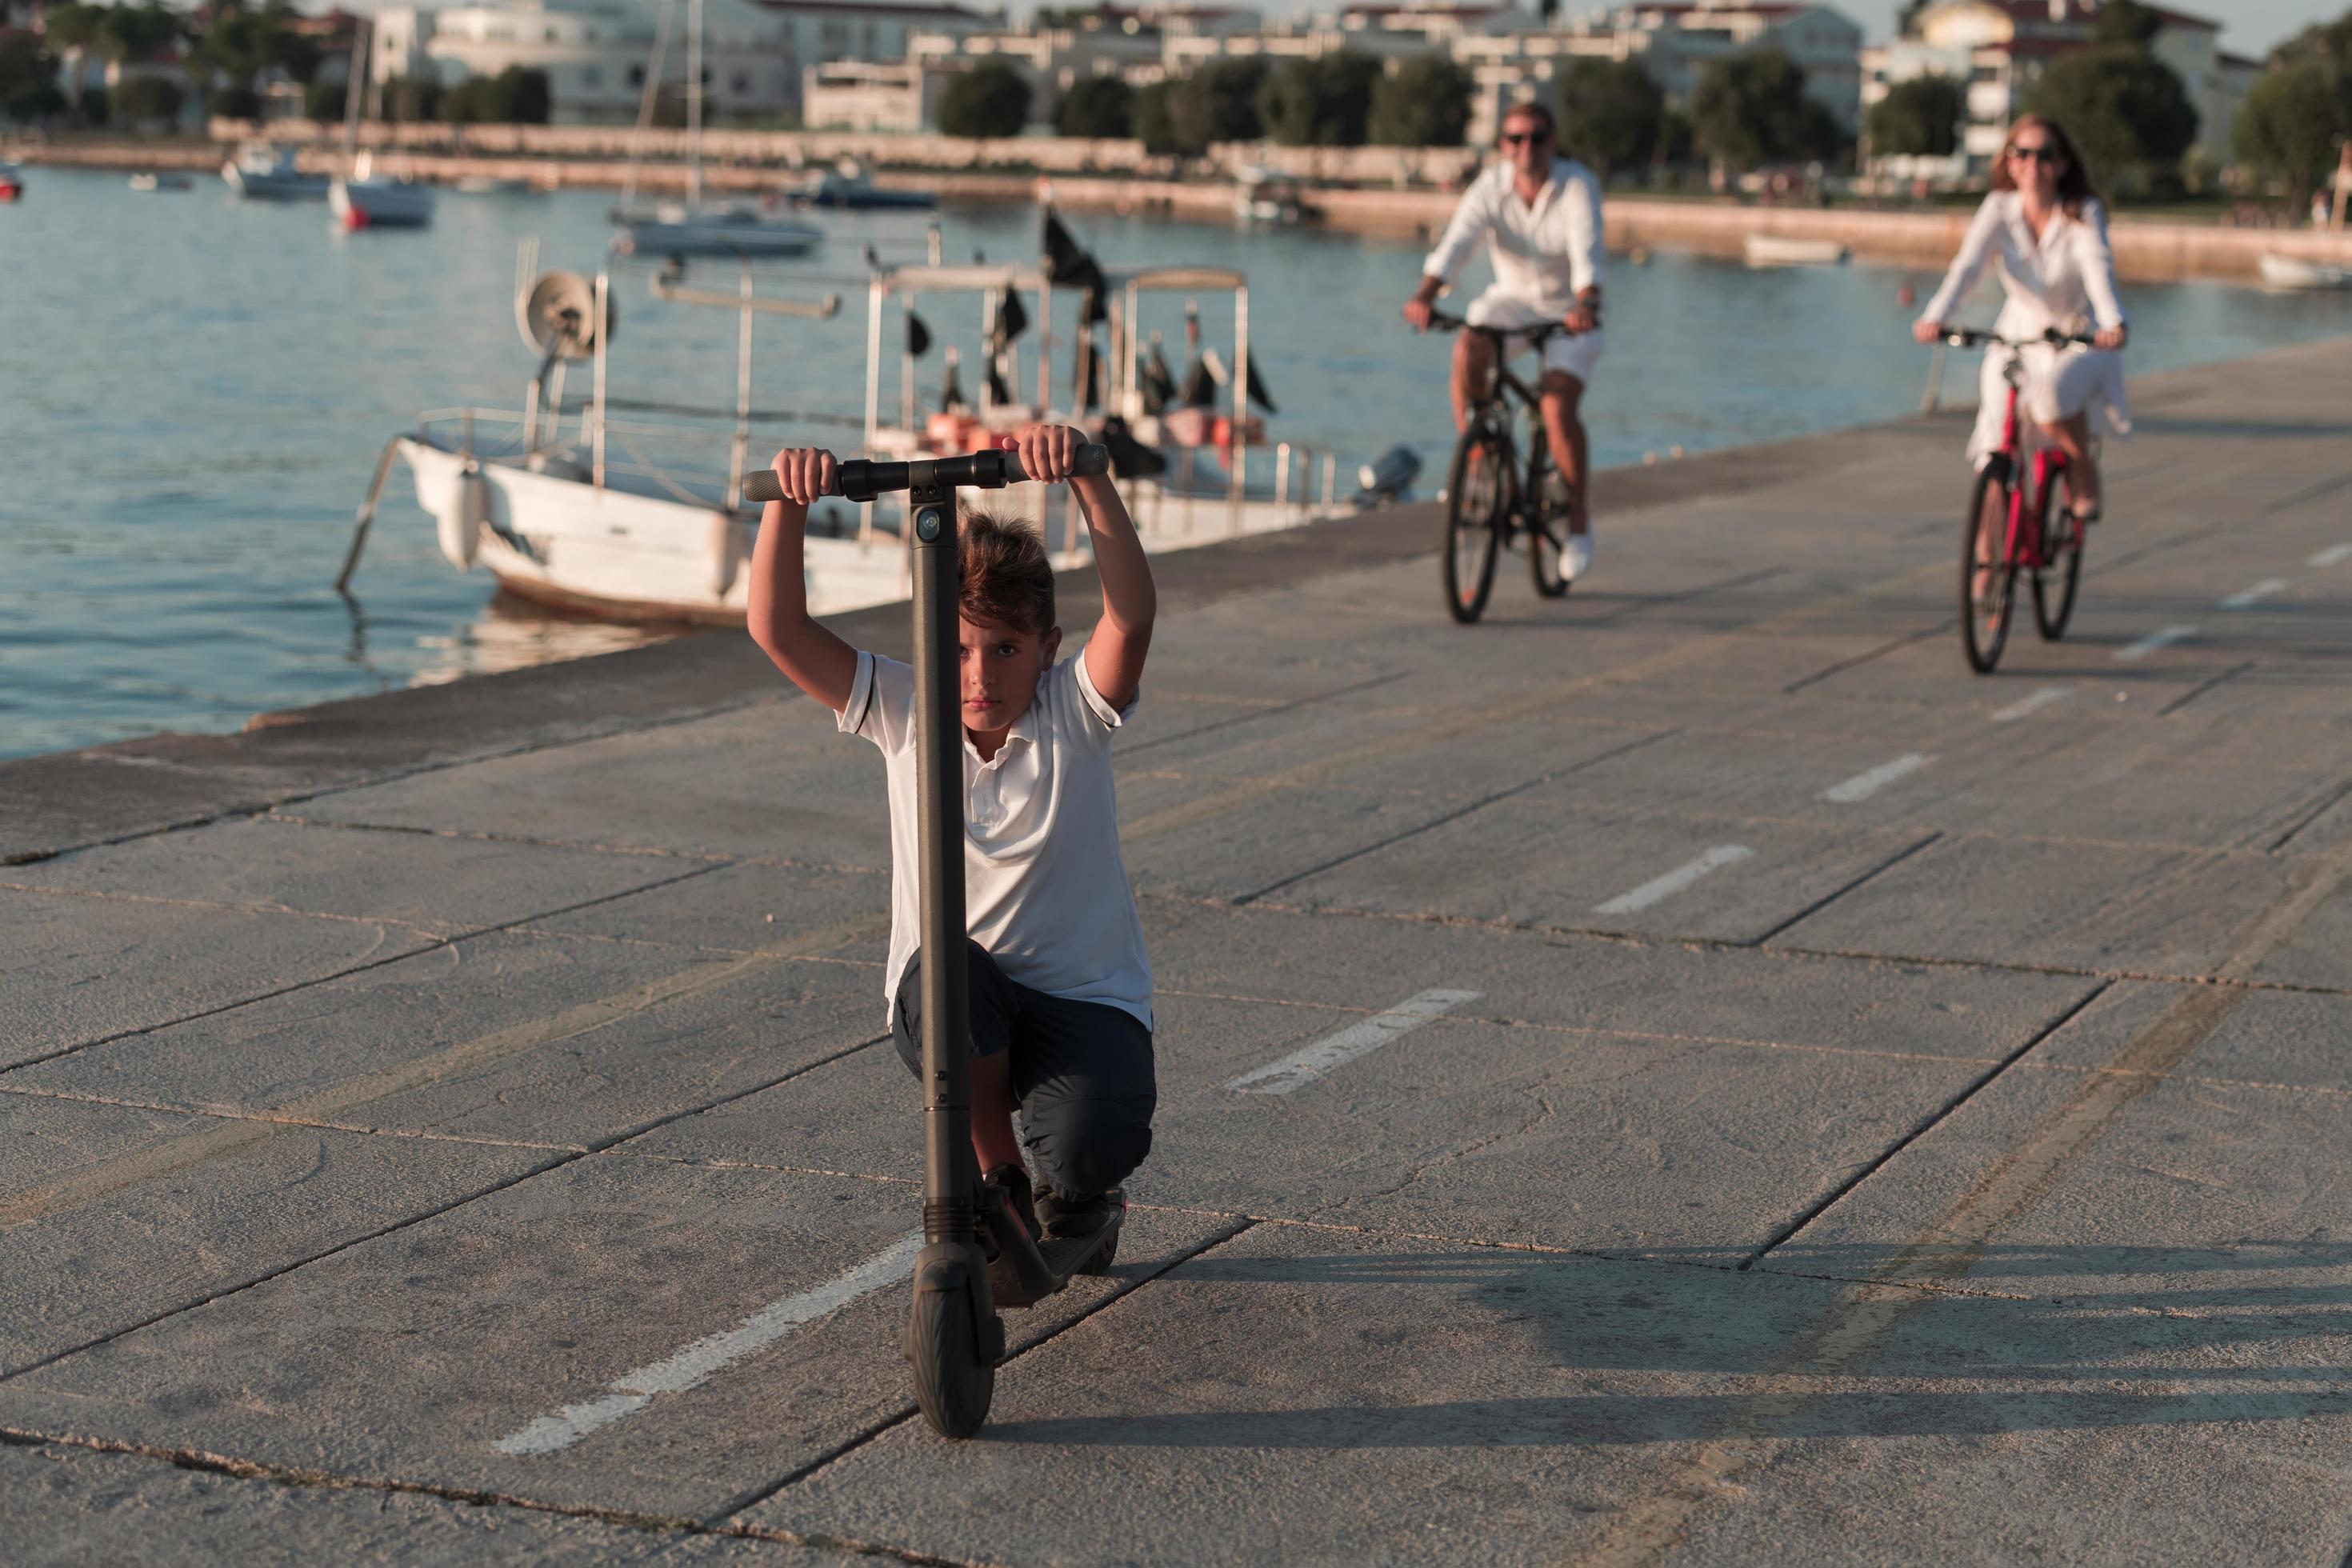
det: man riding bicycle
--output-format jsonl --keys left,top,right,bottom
{"left": 1403, "top": 98, "right": 1605, "bottom": 582}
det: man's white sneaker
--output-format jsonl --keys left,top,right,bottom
{"left": 1562, "top": 531, "right": 1594, "bottom": 582}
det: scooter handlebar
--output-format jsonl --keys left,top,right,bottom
{"left": 745, "top": 442, "right": 1110, "bottom": 506}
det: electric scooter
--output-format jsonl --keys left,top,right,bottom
{"left": 746, "top": 442, "right": 1124, "bottom": 1438}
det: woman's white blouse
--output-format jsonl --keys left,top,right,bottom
{"left": 1918, "top": 190, "right": 2127, "bottom": 336}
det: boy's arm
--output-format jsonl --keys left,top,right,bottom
{"left": 1009, "top": 426, "right": 1154, "bottom": 711}
{"left": 746, "top": 448, "right": 859, "bottom": 714}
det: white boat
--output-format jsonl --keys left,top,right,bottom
{"left": 610, "top": 0, "right": 822, "bottom": 262}
{"left": 222, "top": 145, "right": 329, "bottom": 202}
{"left": 1743, "top": 233, "right": 1850, "bottom": 267}
{"left": 1232, "top": 165, "right": 1307, "bottom": 225}
{"left": 129, "top": 171, "right": 193, "bottom": 192}
{"left": 614, "top": 202, "right": 822, "bottom": 259}
{"left": 454, "top": 175, "right": 536, "bottom": 196}
{"left": 2258, "top": 252, "right": 2350, "bottom": 291}
{"left": 344, "top": 236, "right": 1339, "bottom": 626}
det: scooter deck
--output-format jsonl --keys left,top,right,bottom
{"left": 982, "top": 1187, "right": 1124, "bottom": 1310}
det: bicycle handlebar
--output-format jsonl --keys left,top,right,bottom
{"left": 744, "top": 442, "right": 1111, "bottom": 506}
{"left": 1422, "top": 309, "right": 1591, "bottom": 342}
{"left": 1938, "top": 326, "right": 2106, "bottom": 351}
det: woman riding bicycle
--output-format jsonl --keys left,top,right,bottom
{"left": 1912, "top": 114, "right": 2129, "bottom": 524}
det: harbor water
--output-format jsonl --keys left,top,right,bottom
{"left": 5, "top": 164, "right": 2348, "bottom": 760}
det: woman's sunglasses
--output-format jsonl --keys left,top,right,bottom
{"left": 2007, "top": 144, "right": 2061, "bottom": 166}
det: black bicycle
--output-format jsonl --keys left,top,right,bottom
{"left": 1426, "top": 310, "right": 1585, "bottom": 624}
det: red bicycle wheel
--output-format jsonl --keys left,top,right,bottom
{"left": 1960, "top": 465, "right": 2016, "bottom": 674}
{"left": 2032, "top": 467, "right": 2085, "bottom": 641}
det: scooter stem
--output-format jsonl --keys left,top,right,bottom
{"left": 909, "top": 477, "right": 974, "bottom": 1246}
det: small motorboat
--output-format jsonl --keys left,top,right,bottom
{"left": 1743, "top": 233, "right": 1850, "bottom": 267}
{"left": 2258, "top": 252, "right": 2351, "bottom": 291}
{"left": 223, "top": 144, "right": 330, "bottom": 202}
{"left": 1232, "top": 166, "right": 1307, "bottom": 225}
{"left": 800, "top": 160, "right": 934, "bottom": 210}
{"left": 0, "top": 162, "right": 22, "bottom": 202}
{"left": 614, "top": 202, "right": 822, "bottom": 259}
{"left": 454, "top": 174, "right": 536, "bottom": 196}
{"left": 129, "top": 171, "right": 194, "bottom": 192}
{"left": 332, "top": 154, "right": 436, "bottom": 230}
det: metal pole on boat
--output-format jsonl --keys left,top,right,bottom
{"left": 864, "top": 274, "right": 884, "bottom": 546}
{"left": 1230, "top": 283, "right": 1249, "bottom": 537}
{"left": 335, "top": 436, "right": 404, "bottom": 595}
{"left": 624, "top": 0, "right": 676, "bottom": 216}
{"left": 592, "top": 273, "right": 609, "bottom": 490}
{"left": 728, "top": 254, "right": 754, "bottom": 510}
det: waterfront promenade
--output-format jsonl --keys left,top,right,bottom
{"left": 4, "top": 338, "right": 2352, "bottom": 1562}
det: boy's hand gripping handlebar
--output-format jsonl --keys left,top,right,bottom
{"left": 745, "top": 442, "right": 1112, "bottom": 506}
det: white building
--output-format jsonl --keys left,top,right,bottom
{"left": 1860, "top": 1, "right": 2248, "bottom": 174}
{"left": 370, "top": 0, "right": 981, "bottom": 125}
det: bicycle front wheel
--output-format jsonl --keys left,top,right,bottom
{"left": 1960, "top": 466, "right": 2016, "bottom": 675}
{"left": 2032, "top": 469, "right": 2084, "bottom": 641}
{"left": 1443, "top": 422, "right": 1506, "bottom": 624}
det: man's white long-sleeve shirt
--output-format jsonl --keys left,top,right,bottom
{"left": 1422, "top": 156, "right": 1606, "bottom": 314}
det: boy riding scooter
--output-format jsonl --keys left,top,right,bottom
{"left": 746, "top": 425, "right": 1159, "bottom": 1296}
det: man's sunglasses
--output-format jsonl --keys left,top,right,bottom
{"left": 2007, "top": 144, "right": 2060, "bottom": 165}
{"left": 1500, "top": 131, "right": 1550, "bottom": 147}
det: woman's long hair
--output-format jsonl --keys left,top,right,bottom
{"left": 1990, "top": 114, "right": 2097, "bottom": 217}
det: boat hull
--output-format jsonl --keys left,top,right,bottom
{"left": 333, "top": 178, "right": 437, "bottom": 230}
{"left": 2258, "top": 253, "right": 2350, "bottom": 290}
{"left": 398, "top": 440, "right": 906, "bottom": 624}
{"left": 616, "top": 218, "right": 823, "bottom": 258}
{"left": 224, "top": 162, "right": 330, "bottom": 202}
{"left": 806, "top": 187, "right": 935, "bottom": 210}
{"left": 1743, "top": 234, "right": 1850, "bottom": 267}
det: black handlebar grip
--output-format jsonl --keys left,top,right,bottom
{"left": 743, "top": 442, "right": 1110, "bottom": 506}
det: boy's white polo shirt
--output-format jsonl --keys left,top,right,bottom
{"left": 839, "top": 644, "right": 1153, "bottom": 1034}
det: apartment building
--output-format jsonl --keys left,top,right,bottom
{"left": 1860, "top": 0, "right": 2254, "bottom": 171}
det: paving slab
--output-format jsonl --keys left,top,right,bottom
{"left": 0, "top": 1440, "right": 846, "bottom": 1567}
{"left": 2, "top": 814, "right": 694, "bottom": 938}
{"left": 5, "top": 931, "right": 882, "bottom": 1150}
{"left": 518, "top": 860, "right": 890, "bottom": 966}
{"left": 1267, "top": 794, "right": 1936, "bottom": 945}
{"left": 1772, "top": 833, "right": 2298, "bottom": 978}
{"left": 0, "top": 1158, "right": 1234, "bottom": 1523}
{"left": 288, "top": 701, "right": 892, "bottom": 868}
{"left": 0, "top": 1094, "right": 546, "bottom": 1375}
{"left": 0, "top": 887, "right": 432, "bottom": 1072}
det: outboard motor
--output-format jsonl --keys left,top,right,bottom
{"left": 1355, "top": 444, "right": 1422, "bottom": 507}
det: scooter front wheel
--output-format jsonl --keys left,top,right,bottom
{"left": 909, "top": 1281, "right": 996, "bottom": 1438}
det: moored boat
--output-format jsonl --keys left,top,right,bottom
{"left": 222, "top": 144, "right": 330, "bottom": 202}
{"left": 0, "top": 163, "right": 21, "bottom": 202}
{"left": 800, "top": 159, "right": 935, "bottom": 210}
{"left": 332, "top": 162, "right": 437, "bottom": 230}
{"left": 2258, "top": 252, "right": 2351, "bottom": 291}
{"left": 1743, "top": 233, "right": 1850, "bottom": 267}
{"left": 454, "top": 174, "right": 536, "bottom": 196}
{"left": 129, "top": 171, "right": 194, "bottom": 192}
{"left": 614, "top": 202, "right": 822, "bottom": 258}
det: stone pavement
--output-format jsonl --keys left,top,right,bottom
{"left": 4, "top": 338, "right": 2351, "bottom": 1566}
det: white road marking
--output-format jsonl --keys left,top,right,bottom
{"left": 2115, "top": 626, "right": 2195, "bottom": 662}
{"left": 1594, "top": 845, "right": 1754, "bottom": 916}
{"left": 494, "top": 1231, "right": 925, "bottom": 1457}
{"left": 1822, "top": 753, "right": 1931, "bottom": 804}
{"left": 2220, "top": 578, "right": 2289, "bottom": 610}
{"left": 1226, "top": 989, "right": 1482, "bottom": 1096}
{"left": 1992, "top": 686, "right": 2073, "bottom": 723}
{"left": 2311, "top": 545, "right": 2352, "bottom": 568}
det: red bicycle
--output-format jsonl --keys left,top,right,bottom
{"left": 1940, "top": 326, "right": 2104, "bottom": 674}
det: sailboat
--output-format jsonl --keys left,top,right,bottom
{"left": 330, "top": 19, "right": 436, "bottom": 230}
{"left": 613, "top": 0, "right": 821, "bottom": 260}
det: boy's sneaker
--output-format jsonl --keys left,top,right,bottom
{"left": 1034, "top": 1183, "right": 1122, "bottom": 1241}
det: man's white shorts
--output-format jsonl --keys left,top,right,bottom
{"left": 1465, "top": 290, "right": 1605, "bottom": 387}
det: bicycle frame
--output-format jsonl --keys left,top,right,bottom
{"left": 1987, "top": 348, "right": 2071, "bottom": 574}
{"left": 1465, "top": 338, "right": 1552, "bottom": 534}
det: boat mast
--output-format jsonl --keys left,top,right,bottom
{"left": 341, "top": 16, "right": 366, "bottom": 170}
{"left": 686, "top": 0, "right": 703, "bottom": 209}
{"left": 622, "top": 0, "right": 676, "bottom": 214}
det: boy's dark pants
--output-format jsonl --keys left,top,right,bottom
{"left": 893, "top": 940, "right": 1156, "bottom": 1200}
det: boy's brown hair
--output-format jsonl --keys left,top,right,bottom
{"left": 958, "top": 510, "right": 1056, "bottom": 634}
